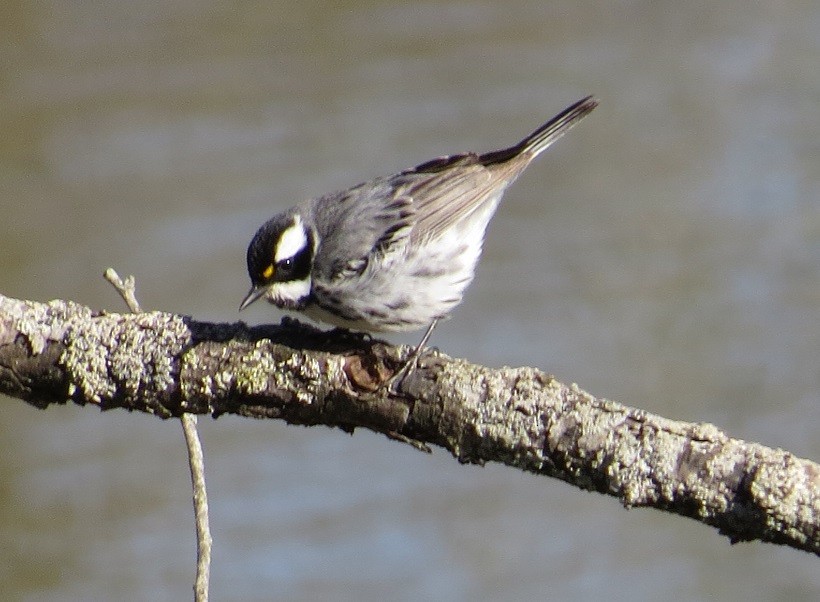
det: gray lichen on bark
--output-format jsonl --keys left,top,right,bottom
{"left": 1, "top": 293, "right": 818, "bottom": 556}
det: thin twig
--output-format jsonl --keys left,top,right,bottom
{"left": 181, "top": 413, "right": 212, "bottom": 601}
{"left": 103, "top": 268, "right": 142, "bottom": 312}
{"left": 104, "top": 267, "right": 212, "bottom": 601}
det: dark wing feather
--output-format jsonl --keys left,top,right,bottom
{"left": 311, "top": 180, "right": 416, "bottom": 281}
{"left": 314, "top": 154, "right": 526, "bottom": 280}
{"left": 396, "top": 155, "right": 512, "bottom": 243}
{"left": 404, "top": 95, "right": 599, "bottom": 241}
{"left": 315, "top": 96, "right": 598, "bottom": 280}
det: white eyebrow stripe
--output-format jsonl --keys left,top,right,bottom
{"left": 275, "top": 215, "right": 308, "bottom": 262}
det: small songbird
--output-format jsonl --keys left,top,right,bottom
{"left": 241, "top": 96, "right": 597, "bottom": 363}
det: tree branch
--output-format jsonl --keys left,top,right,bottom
{"left": 1, "top": 293, "right": 818, "bottom": 556}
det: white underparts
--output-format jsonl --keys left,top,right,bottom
{"left": 305, "top": 193, "right": 502, "bottom": 332}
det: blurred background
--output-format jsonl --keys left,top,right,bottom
{"left": 2, "top": 1, "right": 819, "bottom": 600}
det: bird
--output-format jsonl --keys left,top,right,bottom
{"left": 241, "top": 96, "right": 597, "bottom": 380}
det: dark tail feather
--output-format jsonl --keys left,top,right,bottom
{"left": 480, "top": 96, "right": 598, "bottom": 165}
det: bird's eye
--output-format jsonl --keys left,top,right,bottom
{"left": 278, "top": 257, "right": 294, "bottom": 277}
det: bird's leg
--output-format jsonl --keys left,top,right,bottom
{"left": 385, "top": 318, "right": 438, "bottom": 393}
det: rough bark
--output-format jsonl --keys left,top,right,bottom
{"left": 1, "top": 293, "right": 818, "bottom": 556}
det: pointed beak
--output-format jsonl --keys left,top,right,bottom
{"left": 239, "top": 285, "right": 266, "bottom": 311}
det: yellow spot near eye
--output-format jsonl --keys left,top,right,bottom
{"left": 262, "top": 264, "right": 274, "bottom": 279}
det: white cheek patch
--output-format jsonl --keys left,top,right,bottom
{"left": 266, "top": 278, "right": 312, "bottom": 305}
{"left": 275, "top": 215, "right": 309, "bottom": 263}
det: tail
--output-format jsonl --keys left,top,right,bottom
{"left": 480, "top": 96, "right": 598, "bottom": 165}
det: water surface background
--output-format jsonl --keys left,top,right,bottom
{"left": 2, "top": 2, "right": 819, "bottom": 600}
